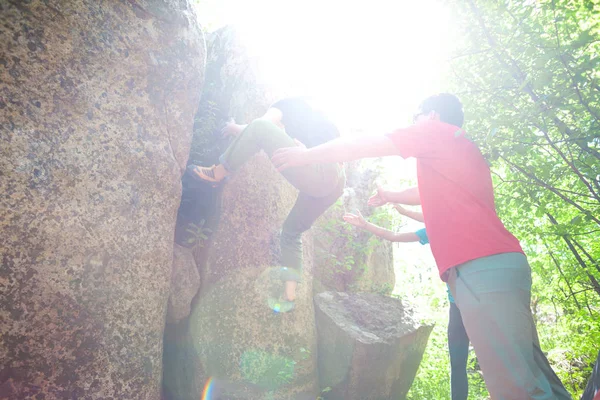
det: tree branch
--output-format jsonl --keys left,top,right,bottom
{"left": 543, "top": 241, "right": 582, "bottom": 310}
{"left": 466, "top": 0, "right": 600, "bottom": 162}
{"left": 500, "top": 155, "right": 600, "bottom": 226}
{"left": 546, "top": 212, "right": 600, "bottom": 298}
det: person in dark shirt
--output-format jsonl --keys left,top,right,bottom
{"left": 190, "top": 97, "right": 345, "bottom": 312}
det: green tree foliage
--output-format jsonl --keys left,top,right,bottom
{"left": 442, "top": 0, "right": 600, "bottom": 396}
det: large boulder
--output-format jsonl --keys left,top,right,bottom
{"left": 163, "top": 27, "right": 318, "bottom": 400}
{"left": 313, "top": 161, "right": 395, "bottom": 294}
{"left": 314, "top": 292, "right": 433, "bottom": 400}
{"left": 0, "top": 1, "right": 204, "bottom": 398}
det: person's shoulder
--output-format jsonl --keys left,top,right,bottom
{"left": 390, "top": 120, "right": 452, "bottom": 135}
{"left": 425, "top": 120, "right": 465, "bottom": 135}
{"left": 271, "top": 96, "right": 310, "bottom": 110}
{"left": 424, "top": 121, "right": 479, "bottom": 149}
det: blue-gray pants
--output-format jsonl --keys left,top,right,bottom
{"left": 447, "top": 252, "right": 572, "bottom": 400}
{"left": 449, "top": 301, "right": 469, "bottom": 400}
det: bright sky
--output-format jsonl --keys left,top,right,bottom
{"left": 197, "top": 0, "right": 456, "bottom": 134}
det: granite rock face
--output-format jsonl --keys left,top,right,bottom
{"left": 314, "top": 292, "right": 433, "bottom": 400}
{"left": 313, "top": 161, "right": 395, "bottom": 294}
{"left": 0, "top": 1, "right": 205, "bottom": 398}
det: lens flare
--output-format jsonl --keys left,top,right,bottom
{"left": 201, "top": 377, "right": 214, "bottom": 400}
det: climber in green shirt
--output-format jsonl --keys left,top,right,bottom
{"left": 189, "top": 97, "right": 345, "bottom": 312}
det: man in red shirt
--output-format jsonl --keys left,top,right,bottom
{"left": 272, "top": 94, "right": 572, "bottom": 399}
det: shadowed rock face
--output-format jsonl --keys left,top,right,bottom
{"left": 167, "top": 244, "right": 200, "bottom": 324}
{"left": 315, "top": 292, "right": 434, "bottom": 400}
{"left": 0, "top": 1, "right": 205, "bottom": 398}
{"left": 163, "top": 26, "right": 319, "bottom": 400}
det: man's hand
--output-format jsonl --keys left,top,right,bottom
{"left": 221, "top": 119, "right": 244, "bottom": 138}
{"left": 367, "top": 185, "right": 388, "bottom": 207}
{"left": 343, "top": 210, "right": 367, "bottom": 228}
{"left": 271, "top": 139, "right": 307, "bottom": 171}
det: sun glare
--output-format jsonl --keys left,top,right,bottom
{"left": 197, "top": 0, "right": 455, "bottom": 134}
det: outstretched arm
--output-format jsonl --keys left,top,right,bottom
{"left": 385, "top": 187, "right": 421, "bottom": 205}
{"left": 368, "top": 186, "right": 421, "bottom": 207}
{"left": 393, "top": 204, "right": 425, "bottom": 222}
{"left": 343, "top": 211, "right": 420, "bottom": 243}
{"left": 366, "top": 224, "right": 420, "bottom": 243}
{"left": 272, "top": 135, "right": 398, "bottom": 171}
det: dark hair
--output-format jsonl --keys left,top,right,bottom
{"left": 418, "top": 93, "right": 464, "bottom": 128}
{"left": 270, "top": 97, "right": 340, "bottom": 148}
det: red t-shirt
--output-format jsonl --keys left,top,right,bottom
{"left": 386, "top": 120, "right": 523, "bottom": 279}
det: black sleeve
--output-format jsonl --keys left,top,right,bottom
{"left": 270, "top": 97, "right": 310, "bottom": 120}
{"left": 270, "top": 97, "right": 339, "bottom": 148}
